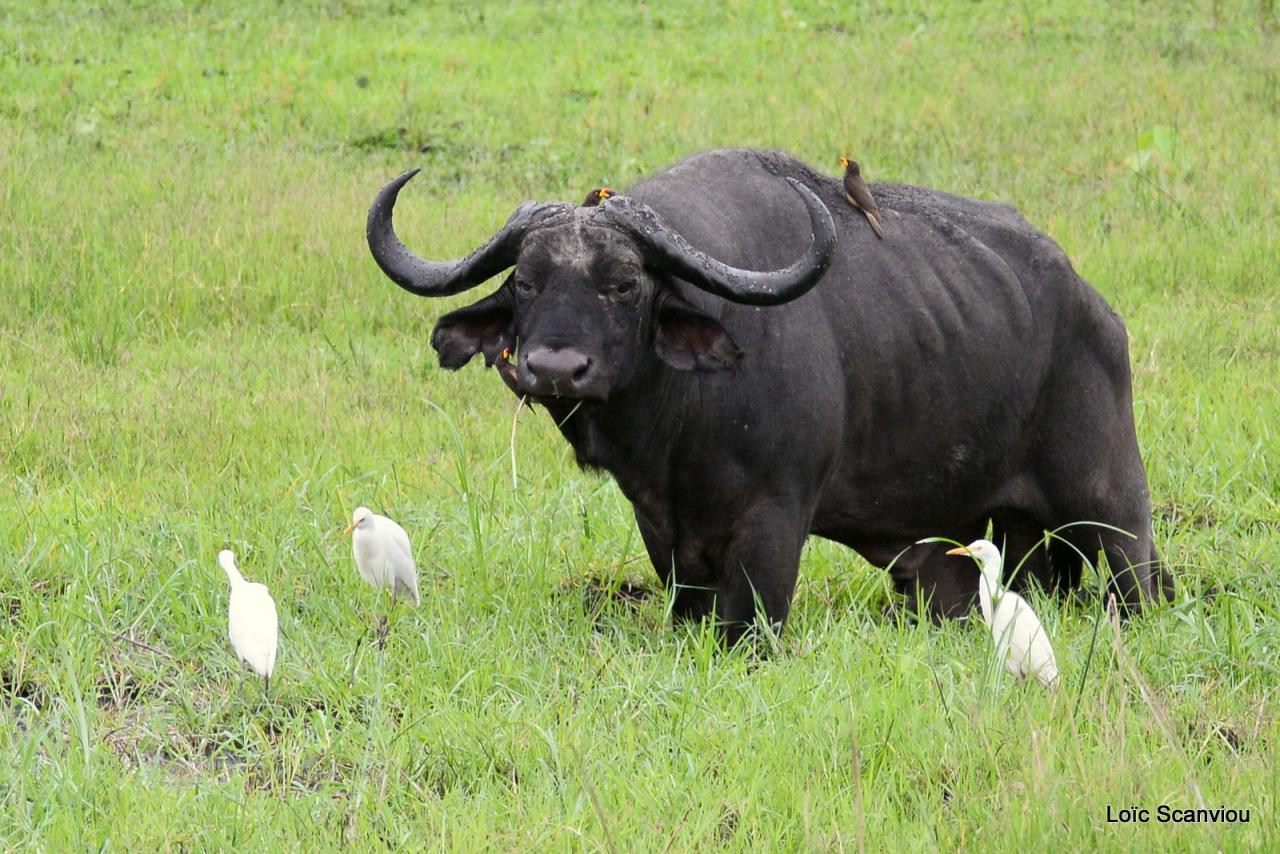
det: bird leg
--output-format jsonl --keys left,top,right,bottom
{"left": 376, "top": 586, "right": 395, "bottom": 650}
{"left": 348, "top": 631, "right": 367, "bottom": 685}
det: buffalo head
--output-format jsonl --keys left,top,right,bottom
{"left": 366, "top": 170, "right": 836, "bottom": 402}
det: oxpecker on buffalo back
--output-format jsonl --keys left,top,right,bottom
{"left": 838, "top": 156, "right": 884, "bottom": 238}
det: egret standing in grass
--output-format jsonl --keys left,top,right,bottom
{"left": 346, "top": 507, "right": 420, "bottom": 606}
{"left": 218, "top": 549, "right": 278, "bottom": 696}
{"left": 947, "top": 539, "right": 1060, "bottom": 689}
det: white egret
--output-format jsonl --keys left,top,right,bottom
{"left": 218, "top": 549, "right": 279, "bottom": 695}
{"left": 345, "top": 507, "right": 420, "bottom": 606}
{"left": 946, "top": 539, "right": 1060, "bottom": 689}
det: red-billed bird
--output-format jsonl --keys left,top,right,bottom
{"left": 582, "top": 187, "right": 614, "bottom": 207}
{"left": 838, "top": 157, "right": 883, "bottom": 238}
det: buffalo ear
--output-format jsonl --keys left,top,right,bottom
{"left": 430, "top": 285, "right": 514, "bottom": 370}
{"left": 654, "top": 295, "right": 742, "bottom": 371}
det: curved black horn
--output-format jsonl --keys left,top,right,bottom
{"left": 367, "top": 169, "right": 570, "bottom": 297}
{"left": 600, "top": 178, "right": 837, "bottom": 306}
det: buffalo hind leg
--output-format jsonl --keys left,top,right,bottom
{"left": 991, "top": 511, "right": 1053, "bottom": 594}
{"left": 888, "top": 536, "right": 984, "bottom": 621}
{"left": 1056, "top": 520, "right": 1169, "bottom": 610}
{"left": 982, "top": 511, "right": 1090, "bottom": 598}
{"left": 989, "top": 514, "right": 1094, "bottom": 602}
{"left": 1044, "top": 468, "right": 1169, "bottom": 608}
{"left": 1034, "top": 347, "right": 1173, "bottom": 609}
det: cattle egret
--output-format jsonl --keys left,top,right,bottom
{"left": 947, "top": 539, "right": 1060, "bottom": 689}
{"left": 345, "top": 507, "right": 420, "bottom": 606}
{"left": 218, "top": 549, "right": 279, "bottom": 695}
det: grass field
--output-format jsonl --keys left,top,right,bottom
{"left": 2, "top": 0, "right": 1278, "bottom": 849}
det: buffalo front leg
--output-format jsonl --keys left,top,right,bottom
{"left": 635, "top": 509, "right": 716, "bottom": 625}
{"left": 712, "top": 501, "right": 810, "bottom": 647}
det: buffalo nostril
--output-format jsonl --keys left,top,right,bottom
{"left": 520, "top": 346, "right": 599, "bottom": 397}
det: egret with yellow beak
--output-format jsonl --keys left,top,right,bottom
{"left": 947, "top": 539, "right": 1059, "bottom": 689}
{"left": 345, "top": 507, "right": 420, "bottom": 606}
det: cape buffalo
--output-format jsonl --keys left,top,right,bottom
{"left": 367, "top": 148, "right": 1173, "bottom": 643}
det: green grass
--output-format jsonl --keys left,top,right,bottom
{"left": 2, "top": 0, "right": 1278, "bottom": 848}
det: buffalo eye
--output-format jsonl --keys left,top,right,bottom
{"left": 614, "top": 279, "right": 638, "bottom": 298}
{"left": 514, "top": 277, "right": 535, "bottom": 297}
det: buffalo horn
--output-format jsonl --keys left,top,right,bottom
{"left": 366, "top": 168, "right": 571, "bottom": 298}
{"left": 599, "top": 178, "right": 837, "bottom": 306}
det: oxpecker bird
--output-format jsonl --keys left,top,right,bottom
{"left": 838, "top": 157, "right": 884, "bottom": 238}
{"left": 218, "top": 549, "right": 279, "bottom": 696}
{"left": 346, "top": 507, "right": 421, "bottom": 606}
{"left": 495, "top": 347, "right": 519, "bottom": 394}
{"left": 947, "top": 539, "right": 1060, "bottom": 689}
{"left": 582, "top": 187, "right": 614, "bottom": 207}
